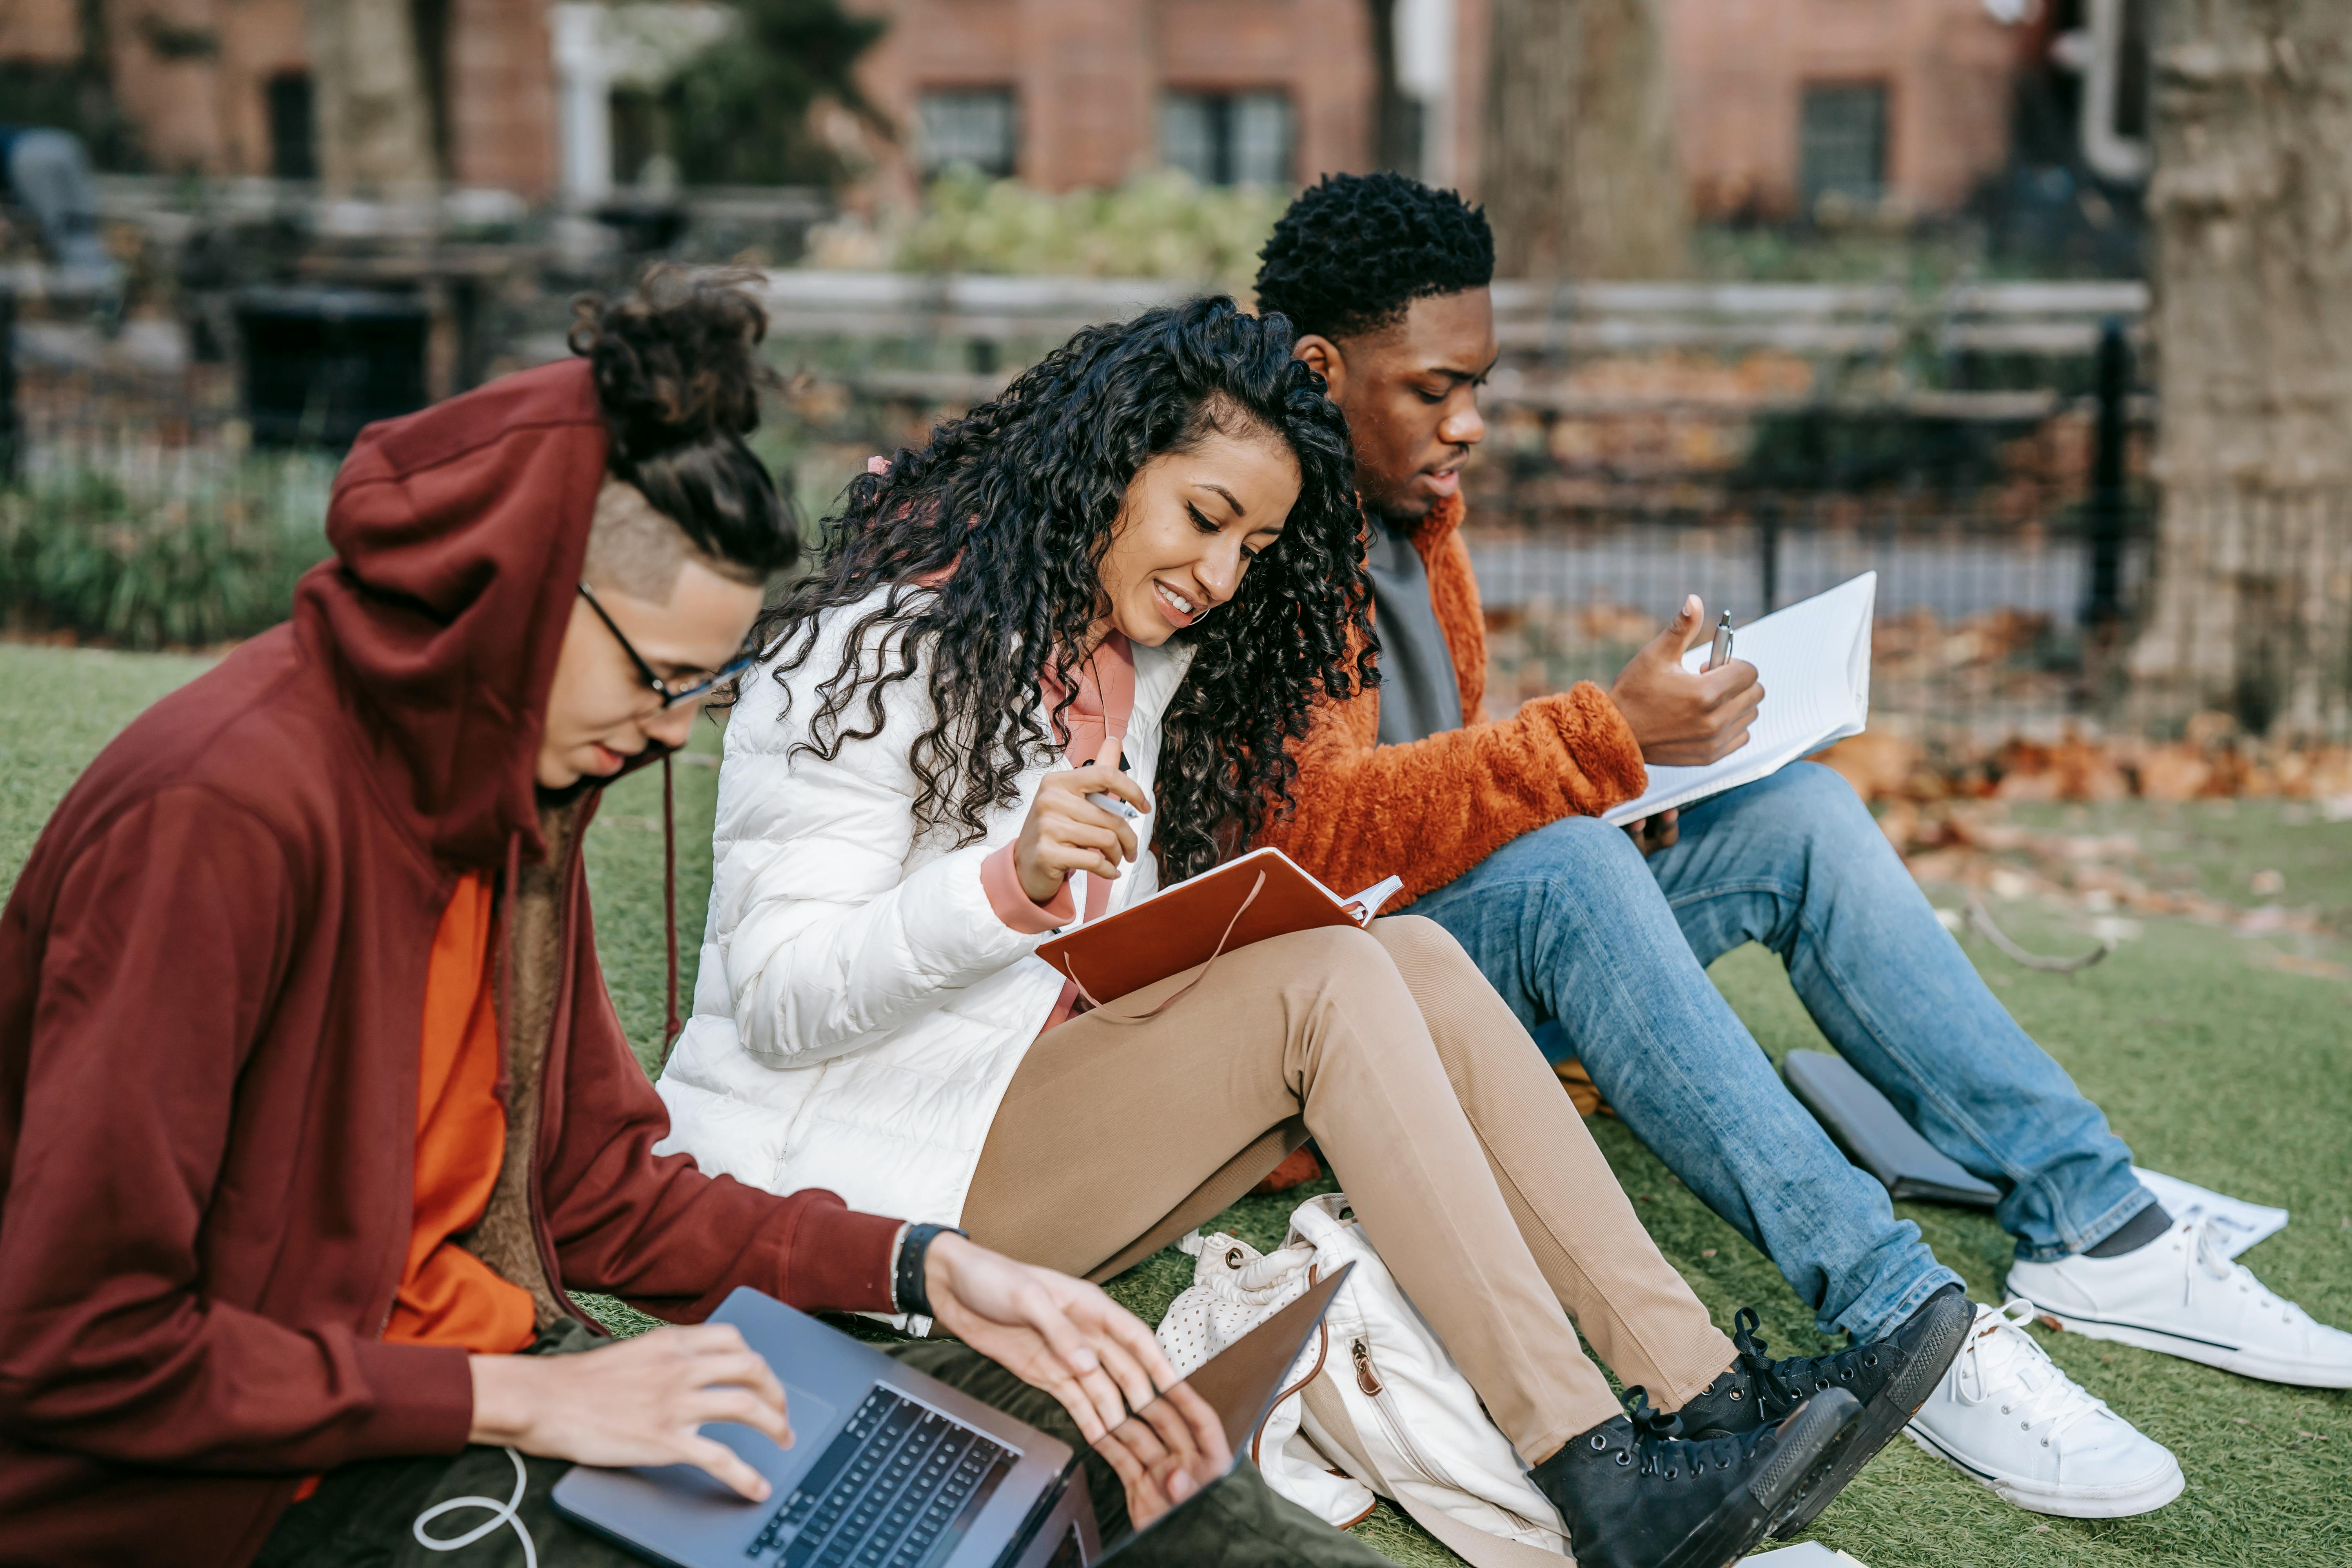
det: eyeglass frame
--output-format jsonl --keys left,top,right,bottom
{"left": 575, "top": 581, "right": 760, "bottom": 710}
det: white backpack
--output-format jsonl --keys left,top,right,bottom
{"left": 1156, "top": 1193, "right": 1574, "bottom": 1566}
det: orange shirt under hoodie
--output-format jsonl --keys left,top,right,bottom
{"left": 292, "top": 873, "right": 532, "bottom": 1504}
{"left": 387, "top": 871, "right": 539, "bottom": 1356}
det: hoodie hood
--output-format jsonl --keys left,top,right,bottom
{"left": 296, "top": 358, "right": 611, "bottom": 868}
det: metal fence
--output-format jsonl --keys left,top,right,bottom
{"left": 748, "top": 272, "right": 2158, "bottom": 754}
{"left": 1453, "top": 318, "right": 2152, "bottom": 753}
{"left": 5, "top": 265, "right": 2164, "bottom": 750}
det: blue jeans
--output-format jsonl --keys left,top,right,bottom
{"left": 1413, "top": 762, "right": 2152, "bottom": 1343}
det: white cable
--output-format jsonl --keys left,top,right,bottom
{"left": 413, "top": 1446, "right": 538, "bottom": 1568}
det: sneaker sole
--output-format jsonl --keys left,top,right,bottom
{"left": 1653, "top": 1391, "right": 1861, "bottom": 1568}
{"left": 1902, "top": 1422, "right": 2185, "bottom": 1518}
{"left": 1767, "top": 1286, "right": 1976, "bottom": 1538}
{"left": 2029, "top": 1308, "right": 2352, "bottom": 1390}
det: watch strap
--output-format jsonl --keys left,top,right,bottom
{"left": 894, "top": 1223, "right": 966, "bottom": 1319}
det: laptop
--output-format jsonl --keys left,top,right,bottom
{"left": 553, "top": 1265, "right": 1353, "bottom": 1568}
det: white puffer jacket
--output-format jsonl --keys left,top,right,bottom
{"left": 655, "top": 588, "right": 1194, "bottom": 1227}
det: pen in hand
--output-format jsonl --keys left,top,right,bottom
{"left": 1087, "top": 742, "right": 1146, "bottom": 822}
{"left": 1706, "top": 612, "right": 1734, "bottom": 673}
{"left": 1087, "top": 791, "right": 1140, "bottom": 822}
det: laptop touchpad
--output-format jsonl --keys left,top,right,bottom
{"left": 648, "top": 1383, "right": 841, "bottom": 1503}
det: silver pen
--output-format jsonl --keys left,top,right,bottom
{"left": 1707, "top": 612, "right": 1734, "bottom": 672}
{"left": 1086, "top": 791, "right": 1140, "bottom": 822}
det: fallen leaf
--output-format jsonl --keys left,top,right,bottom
{"left": 2255, "top": 951, "right": 2352, "bottom": 982}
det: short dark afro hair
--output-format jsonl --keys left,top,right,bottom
{"left": 1254, "top": 172, "right": 1494, "bottom": 343}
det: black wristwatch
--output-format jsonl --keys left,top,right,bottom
{"left": 894, "top": 1223, "right": 967, "bottom": 1318}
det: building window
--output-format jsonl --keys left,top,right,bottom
{"left": 1798, "top": 83, "right": 1888, "bottom": 213}
{"left": 1160, "top": 92, "right": 1293, "bottom": 187}
{"left": 919, "top": 89, "right": 1019, "bottom": 179}
{"left": 266, "top": 72, "right": 316, "bottom": 181}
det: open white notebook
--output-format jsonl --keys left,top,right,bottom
{"left": 1602, "top": 572, "right": 1878, "bottom": 828}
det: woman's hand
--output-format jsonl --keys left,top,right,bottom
{"left": 467, "top": 1325, "right": 791, "bottom": 1502}
{"left": 922, "top": 1233, "right": 1176, "bottom": 1446}
{"left": 1013, "top": 743, "right": 1151, "bottom": 905}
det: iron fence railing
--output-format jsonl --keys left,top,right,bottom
{"left": 3, "top": 269, "right": 2208, "bottom": 747}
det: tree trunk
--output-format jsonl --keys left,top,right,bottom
{"left": 2131, "top": 0, "right": 2352, "bottom": 737}
{"left": 306, "top": 0, "right": 439, "bottom": 194}
{"left": 1482, "top": 0, "right": 1687, "bottom": 279}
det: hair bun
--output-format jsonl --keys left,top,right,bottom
{"left": 570, "top": 265, "right": 773, "bottom": 461}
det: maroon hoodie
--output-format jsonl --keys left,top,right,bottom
{"left": 0, "top": 359, "right": 902, "bottom": 1566}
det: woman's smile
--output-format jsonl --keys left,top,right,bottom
{"left": 1152, "top": 578, "right": 1204, "bottom": 628}
{"left": 1095, "top": 428, "right": 1300, "bottom": 648}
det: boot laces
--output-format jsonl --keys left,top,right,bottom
{"left": 1951, "top": 1301, "right": 2108, "bottom": 1447}
{"left": 1622, "top": 1387, "right": 1740, "bottom": 1480}
{"left": 1728, "top": 1306, "right": 1813, "bottom": 1410}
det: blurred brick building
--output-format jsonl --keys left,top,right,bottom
{"left": 1662, "top": 0, "right": 2033, "bottom": 221}
{"left": 848, "top": 0, "right": 2033, "bottom": 219}
{"left": 0, "top": 0, "right": 558, "bottom": 194}
{"left": 1, "top": 0, "right": 2034, "bottom": 222}
{"left": 842, "top": 0, "right": 1375, "bottom": 200}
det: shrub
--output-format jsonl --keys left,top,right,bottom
{"left": 0, "top": 457, "right": 336, "bottom": 648}
{"left": 811, "top": 169, "right": 1292, "bottom": 296}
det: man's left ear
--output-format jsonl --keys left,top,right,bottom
{"left": 1294, "top": 334, "right": 1347, "bottom": 403}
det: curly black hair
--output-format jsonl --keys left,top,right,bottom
{"left": 569, "top": 265, "right": 797, "bottom": 576}
{"left": 757, "top": 296, "right": 1374, "bottom": 883}
{"left": 1254, "top": 172, "right": 1494, "bottom": 343}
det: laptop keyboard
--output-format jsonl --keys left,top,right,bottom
{"left": 746, "top": 1386, "right": 1016, "bottom": 1567}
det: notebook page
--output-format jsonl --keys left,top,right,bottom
{"left": 1601, "top": 573, "right": 1877, "bottom": 826}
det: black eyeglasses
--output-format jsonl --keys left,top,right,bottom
{"left": 576, "top": 581, "right": 759, "bottom": 709}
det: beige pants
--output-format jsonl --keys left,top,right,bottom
{"left": 962, "top": 916, "right": 1736, "bottom": 1465}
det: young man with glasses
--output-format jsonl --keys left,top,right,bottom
{"left": 0, "top": 274, "right": 1377, "bottom": 1568}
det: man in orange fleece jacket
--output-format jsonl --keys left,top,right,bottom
{"left": 1252, "top": 174, "right": 2352, "bottom": 1519}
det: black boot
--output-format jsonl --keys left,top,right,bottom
{"left": 1674, "top": 1283, "right": 1973, "bottom": 1537}
{"left": 1529, "top": 1386, "right": 1860, "bottom": 1568}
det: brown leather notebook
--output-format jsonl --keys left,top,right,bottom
{"left": 1034, "top": 848, "right": 1403, "bottom": 1009}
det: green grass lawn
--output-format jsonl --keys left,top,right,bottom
{"left": 5, "top": 641, "right": 2348, "bottom": 1568}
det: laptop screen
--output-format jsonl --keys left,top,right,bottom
{"left": 1086, "top": 1264, "right": 1352, "bottom": 1560}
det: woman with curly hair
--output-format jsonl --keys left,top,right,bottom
{"left": 657, "top": 298, "right": 1858, "bottom": 1568}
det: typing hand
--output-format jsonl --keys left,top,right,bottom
{"left": 922, "top": 1233, "right": 1177, "bottom": 1448}
{"left": 1608, "top": 595, "right": 1763, "bottom": 766}
{"left": 466, "top": 1325, "right": 791, "bottom": 1501}
{"left": 1013, "top": 739, "right": 1151, "bottom": 905}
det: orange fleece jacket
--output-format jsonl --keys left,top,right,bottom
{"left": 1258, "top": 493, "right": 1648, "bottom": 907}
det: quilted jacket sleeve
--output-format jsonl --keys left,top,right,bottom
{"left": 712, "top": 612, "right": 1046, "bottom": 1065}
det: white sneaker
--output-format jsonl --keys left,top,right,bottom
{"left": 1904, "top": 1301, "right": 2183, "bottom": 1518}
{"left": 2009, "top": 1215, "right": 2352, "bottom": 1388}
